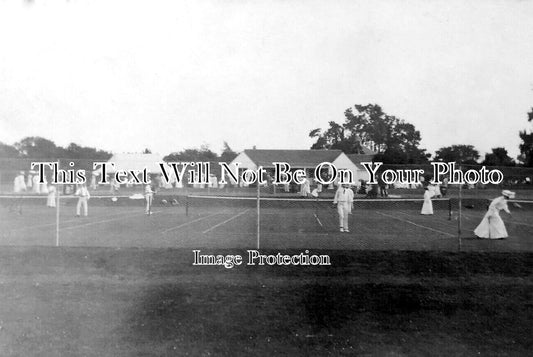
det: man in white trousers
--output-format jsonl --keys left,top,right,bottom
{"left": 75, "top": 183, "right": 90, "bottom": 217}
{"left": 333, "top": 183, "right": 354, "bottom": 233}
{"left": 144, "top": 181, "right": 155, "bottom": 215}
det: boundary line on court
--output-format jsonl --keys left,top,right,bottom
{"left": 161, "top": 213, "right": 220, "bottom": 234}
{"left": 4, "top": 207, "right": 145, "bottom": 232}
{"left": 59, "top": 210, "right": 163, "bottom": 231}
{"left": 376, "top": 211, "right": 455, "bottom": 237}
{"left": 202, "top": 209, "right": 250, "bottom": 234}
{"left": 393, "top": 209, "right": 460, "bottom": 227}
{"left": 313, "top": 213, "right": 323, "bottom": 228}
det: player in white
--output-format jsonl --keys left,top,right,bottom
{"left": 333, "top": 183, "right": 354, "bottom": 233}
{"left": 32, "top": 172, "right": 41, "bottom": 194}
{"left": 13, "top": 171, "right": 26, "bottom": 193}
{"left": 75, "top": 183, "right": 90, "bottom": 217}
{"left": 144, "top": 181, "right": 155, "bottom": 215}
{"left": 10, "top": 171, "right": 27, "bottom": 214}
{"left": 47, "top": 184, "right": 57, "bottom": 208}
{"left": 26, "top": 171, "right": 33, "bottom": 191}
{"left": 420, "top": 187, "right": 434, "bottom": 215}
{"left": 474, "top": 190, "right": 514, "bottom": 239}
{"left": 300, "top": 177, "right": 311, "bottom": 197}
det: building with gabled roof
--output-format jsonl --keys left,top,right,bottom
{"left": 231, "top": 149, "right": 346, "bottom": 169}
{"left": 229, "top": 149, "right": 371, "bottom": 184}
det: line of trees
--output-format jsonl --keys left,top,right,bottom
{"left": 162, "top": 142, "right": 237, "bottom": 163}
{"left": 0, "top": 137, "right": 238, "bottom": 163}
{"left": 0, "top": 137, "right": 113, "bottom": 161}
{"left": 518, "top": 108, "right": 533, "bottom": 166}
{"left": 310, "top": 103, "right": 532, "bottom": 167}
{"left": 310, "top": 104, "right": 430, "bottom": 164}
{"left": 1, "top": 106, "right": 531, "bottom": 167}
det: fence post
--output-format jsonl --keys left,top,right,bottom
{"left": 56, "top": 184, "right": 60, "bottom": 247}
{"left": 56, "top": 158, "right": 60, "bottom": 247}
{"left": 256, "top": 180, "right": 260, "bottom": 250}
{"left": 458, "top": 165, "right": 462, "bottom": 251}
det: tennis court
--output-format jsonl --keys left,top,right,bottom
{"left": 1, "top": 195, "right": 532, "bottom": 252}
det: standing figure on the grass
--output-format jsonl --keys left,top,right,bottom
{"left": 474, "top": 190, "right": 515, "bottom": 239}
{"left": 26, "top": 171, "right": 33, "bottom": 191}
{"left": 440, "top": 177, "right": 449, "bottom": 197}
{"left": 366, "top": 183, "right": 379, "bottom": 198}
{"left": 144, "top": 181, "right": 155, "bottom": 215}
{"left": 333, "top": 183, "right": 354, "bottom": 233}
{"left": 46, "top": 184, "right": 57, "bottom": 208}
{"left": 109, "top": 176, "right": 120, "bottom": 194}
{"left": 90, "top": 172, "right": 98, "bottom": 190}
{"left": 300, "top": 177, "right": 311, "bottom": 197}
{"left": 13, "top": 171, "right": 26, "bottom": 193}
{"left": 75, "top": 183, "right": 90, "bottom": 217}
{"left": 39, "top": 175, "right": 48, "bottom": 194}
{"left": 377, "top": 174, "right": 388, "bottom": 197}
{"left": 433, "top": 182, "right": 442, "bottom": 198}
{"left": 420, "top": 187, "right": 434, "bottom": 215}
{"left": 10, "top": 171, "right": 26, "bottom": 214}
{"left": 32, "top": 172, "right": 41, "bottom": 194}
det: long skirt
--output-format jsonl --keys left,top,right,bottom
{"left": 47, "top": 193, "right": 56, "bottom": 207}
{"left": 474, "top": 213, "right": 508, "bottom": 239}
{"left": 421, "top": 199, "right": 433, "bottom": 215}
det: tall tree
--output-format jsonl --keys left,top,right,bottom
{"left": 434, "top": 145, "right": 480, "bottom": 165}
{"left": 219, "top": 141, "right": 237, "bottom": 163}
{"left": 310, "top": 104, "right": 429, "bottom": 163}
{"left": 164, "top": 144, "right": 218, "bottom": 162}
{"left": 63, "top": 143, "right": 112, "bottom": 160}
{"left": 518, "top": 107, "right": 533, "bottom": 167}
{"left": 0, "top": 142, "right": 19, "bottom": 158}
{"left": 14, "top": 136, "right": 63, "bottom": 158}
{"left": 482, "top": 147, "right": 515, "bottom": 167}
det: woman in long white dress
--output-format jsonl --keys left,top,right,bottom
{"left": 46, "top": 184, "right": 56, "bottom": 208}
{"left": 300, "top": 177, "right": 311, "bottom": 197}
{"left": 421, "top": 187, "right": 434, "bottom": 215}
{"left": 474, "top": 190, "right": 514, "bottom": 239}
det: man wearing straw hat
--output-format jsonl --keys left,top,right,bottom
{"left": 473, "top": 190, "right": 515, "bottom": 239}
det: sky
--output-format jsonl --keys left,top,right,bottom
{"left": 1, "top": 0, "right": 533, "bottom": 160}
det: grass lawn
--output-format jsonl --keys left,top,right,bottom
{"left": 0, "top": 247, "right": 531, "bottom": 356}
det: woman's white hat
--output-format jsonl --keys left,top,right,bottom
{"left": 502, "top": 190, "right": 515, "bottom": 198}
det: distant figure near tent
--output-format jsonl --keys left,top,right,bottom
{"left": 474, "top": 190, "right": 515, "bottom": 239}
{"left": 32, "top": 173, "right": 40, "bottom": 194}
{"left": 144, "top": 182, "right": 155, "bottom": 215}
{"left": 420, "top": 187, "right": 434, "bottom": 215}
{"left": 10, "top": 171, "right": 26, "bottom": 214}
{"left": 47, "top": 184, "right": 57, "bottom": 208}
{"left": 13, "top": 171, "right": 26, "bottom": 193}
{"left": 26, "top": 172, "right": 33, "bottom": 190}
{"left": 377, "top": 174, "right": 388, "bottom": 197}
{"left": 440, "top": 177, "right": 449, "bottom": 197}
{"left": 300, "top": 177, "right": 311, "bottom": 197}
